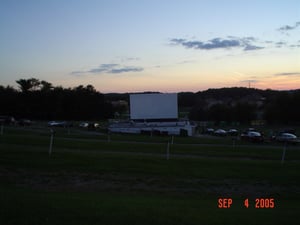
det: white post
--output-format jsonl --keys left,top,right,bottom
{"left": 281, "top": 142, "right": 287, "bottom": 164}
{"left": 171, "top": 136, "right": 174, "bottom": 145}
{"left": 49, "top": 129, "right": 54, "bottom": 156}
{"left": 166, "top": 142, "right": 170, "bottom": 160}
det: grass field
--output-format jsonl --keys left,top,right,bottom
{"left": 1, "top": 126, "right": 300, "bottom": 225}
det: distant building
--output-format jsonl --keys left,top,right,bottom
{"left": 109, "top": 93, "right": 196, "bottom": 136}
{"left": 111, "top": 100, "right": 128, "bottom": 108}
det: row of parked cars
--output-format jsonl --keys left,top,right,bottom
{"left": 203, "top": 127, "right": 299, "bottom": 144}
{"left": 204, "top": 128, "right": 238, "bottom": 136}
{"left": 48, "top": 121, "right": 99, "bottom": 129}
{"left": 0, "top": 116, "right": 32, "bottom": 126}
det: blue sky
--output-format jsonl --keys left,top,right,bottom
{"left": 0, "top": 0, "right": 299, "bottom": 92}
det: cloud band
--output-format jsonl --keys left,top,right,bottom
{"left": 170, "top": 37, "right": 264, "bottom": 51}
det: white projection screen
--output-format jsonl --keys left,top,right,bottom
{"left": 130, "top": 93, "right": 178, "bottom": 120}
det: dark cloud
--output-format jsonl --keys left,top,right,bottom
{"left": 71, "top": 64, "right": 143, "bottom": 75}
{"left": 289, "top": 44, "right": 300, "bottom": 48}
{"left": 278, "top": 25, "right": 294, "bottom": 31}
{"left": 203, "top": 38, "right": 241, "bottom": 49}
{"left": 275, "top": 41, "right": 287, "bottom": 48}
{"left": 243, "top": 45, "right": 264, "bottom": 51}
{"left": 170, "top": 37, "right": 264, "bottom": 51}
{"left": 275, "top": 72, "right": 300, "bottom": 76}
{"left": 70, "top": 70, "right": 85, "bottom": 75}
{"left": 272, "top": 39, "right": 300, "bottom": 48}
{"left": 88, "top": 64, "right": 119, "bottom": 73}
{"left": 89, "top": 64, "right": 143, "bottom": 74}
{"left": 117, "top": 57, "right": 141, "bottom": 62}
{"left": 110, "top": 67, "right": 143, "bottom": 74}
{"left": 278, "top": 21, "right": 300, "bottom": 32}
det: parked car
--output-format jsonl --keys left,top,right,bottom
{"left": 203, "top": 128, "right": 214, "bottom": 135}
{"left": 227, "top": 129, "right": 238, "bottom": 136}
{"left": 48, "top": 121, "right": 69, "bottom": 127}
{"left": 0, "top": 116, "right": 16, "bottom": 125}
{"left": 18, "top": 119, "right": 32, "bottom": 126}
{"left": 214, "top": 129, "right": 227, "bottom": 136}
{"left": 79, "top": 122, "right": 99, "bottom": 130}
{"left": 241, "top": 131, "right": 264, "bottom": 142}
{"left": 274, "top": 133, "right": 299, "bottom": 144}
{"left": 88, "top": 122, "right": 99, "bottom": 129}
{"left": 79, "top": 122, "right": 89, "bottom": 128}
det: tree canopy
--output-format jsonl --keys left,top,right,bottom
{"left": 1, "top": 78, "right": 113, "bottom": 120}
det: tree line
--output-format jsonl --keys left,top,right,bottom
{"left": 181, "top": 87, "right": 300, "bottom": 125}
{"left": 0, "top": 78, "right": 113, "bottom": 120}
{"left": 1, "top": 78, "right": 300, "bottom": 125}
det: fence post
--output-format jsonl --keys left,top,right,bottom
{"left": 0, "top": 124, "right": 3, "bottom": 136}
{"left": 232, "top": 137, "right": 236, "bottom": 148}
{"left": 49, "top": 129, "right": 54, "bottom": 156}
{"left": 107, "top": 131, "right": 111, "bottom": 142}
{"left": 166, "top": 142, "right": 170, "bottom": 160}
{"left": 281, "top": 142, "right": 287, "bottom": 164}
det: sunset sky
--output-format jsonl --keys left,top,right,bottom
{"left": 0, "top": 0, "right": 299, "bottom": 93}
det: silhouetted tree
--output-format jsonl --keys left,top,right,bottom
{"left": 40, "top": 80, "right": 53, "bottom": 92}
{"left": 16, "top": 78, "right": 40, "bottom": 92}
{"left": 16, "top": 79, "right": 32, "bottom": 92}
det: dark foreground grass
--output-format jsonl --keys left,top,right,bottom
{"left": 1, "top": 144, "right": 300, "bottom": 184}
{"left": 1, "top": 186, "right": 299, "bottom": 225}
{"left": 1, "top": 127, "right": 300, "bottom": 224}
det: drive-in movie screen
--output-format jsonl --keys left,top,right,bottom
{"left": 1, "top": 1, "right": 299, "bottom": 224}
